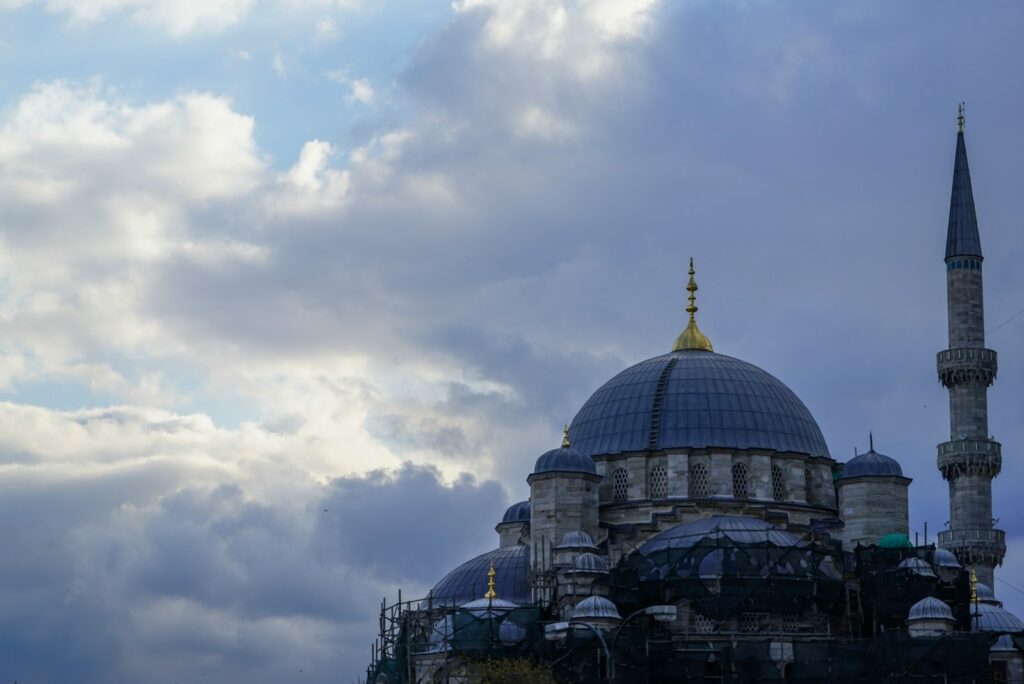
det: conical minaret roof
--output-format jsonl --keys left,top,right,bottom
{"left": 946, "top": 104, "right": 982, "bottom": 260}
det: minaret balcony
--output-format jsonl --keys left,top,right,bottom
{"left": 936, "top": 439, "right": 1001, "bottom": 480}
{"left": 936, "top": 348, "right": 997, "bottom": 387}
{"left": 937, "top": 527, "right": 1006, "bottom": 567}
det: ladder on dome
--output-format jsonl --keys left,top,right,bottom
{"left": 647, "top": 357, "right": 679, "bottom": 450}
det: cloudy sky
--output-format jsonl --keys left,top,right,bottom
{"left": 1, "top": 1, "right": 1023, "bottom": 681}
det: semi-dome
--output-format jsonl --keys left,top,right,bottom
{"left": 972, "top": 602, "right": 1024, "bottom": 633}
{"left": 638, "top": 515, "right": 803, "bottom": 556}
{"left": 908, "top": 597, "right": 954, "bottom": 622}
{"left": 977, "top": 583, "right": 996, "bottom": 602}
{"left": 622, "top": 514, "right": 844, "bottom": 621}
{"left": 841, "top": 447, "right": 903, "bottom": 479}
{"left": 572, "top": 596, "right": 622, "bottom": 622}
{"left": 429, "top": 546, "right": 530, "bottom": 606}
{"left": 461, "top": 596, "right": 518, "bottom": 617}
{"left": 569, "top": 350, "right": 830, "bottom": 458}
{"left": 500, "top": 500, "right": 531, "bottom": 525}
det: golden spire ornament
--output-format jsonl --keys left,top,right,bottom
{"left": 484, "top": 560, "right": 497, "bottom": 600}
{"left": 672, "top": 257, "right": 714, "bottom": 352}
{"left": 561, "top": 424, "right": 571, "bottom": 448}
{"left": 970, "top": 567, "right": 978, "bottom": 603}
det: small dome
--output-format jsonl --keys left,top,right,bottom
{"left": 572, "top": 596, "right": 622, "bottom": 622}
{"left": 500, "top": 500, "right": 531, "bottom": 525}
{"left": 977, "top": 583, "right": 996, "bottom": 602}
{"left": 533, "top": 445, "right": 596, "bottom": 475}
{"left": 556, "top": 530, "right": 598, "bottom": 550}
{"left": 908, "top": 597, "right": 954, "bottom": 622}
{"left": 972, "top": 602, "right": 1024, "bottom": 633}
{"left": 933, "top": 548, "right": 962, "bottom": 568}
{"left": 572, "top": 553, "right": 609, "bottom": 573}
{"left": 499, "top": 620, "right": 528, "bottom": 646}
{"left": 841, "top": 448, "right": 903, "bottom": 479}
{"left": 898, "top": 557, "right": 937, "bottom": 578}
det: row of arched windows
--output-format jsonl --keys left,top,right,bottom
{"left": 606, "top": 462, "right": 821, "bottom": 504}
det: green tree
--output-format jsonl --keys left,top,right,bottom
{"left": 467, "top": 658, "right": 557, "bottom": 684}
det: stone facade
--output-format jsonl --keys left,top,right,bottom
{"left": 582, "top": 449, "right": 839, "bottom": 563}
{"left": 495, "top": 521, "right": 528, "bottom": 548}
{"left": 527, "top": 470, "right": 600, "bottom": 572}
{"left": 836, "top": 475, "right": 910, "bottom": 548}
{"left": 939, "top": 260, "right": 1006, "bottom": 587}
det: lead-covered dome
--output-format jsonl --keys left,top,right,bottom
{"left": 533, "top": 445, "right": 596, "bottom": 475}
{"left": 841, "top": 448, "right": 903, "bottom": 479}
{"left": 569, "top": 350, "right": 830, "bottom": 458}
{"left": 908, "top": 597, "right": 954, "bottom": 622}
{"left": 428, "top": 546, "right": 530, "bottom": 606}
{"left": 500, "top": 500, "right": 531, "bottom": 525}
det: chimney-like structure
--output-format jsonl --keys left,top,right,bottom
{"left": 936, "top": 105, "right": 1005, "bottom": 589}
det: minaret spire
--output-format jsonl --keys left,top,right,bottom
{"left": 936, "top": 109, "right": 1004, "bottom": 590}
{"left": 946, "top": 103, "right": 982, "bottom": 260}
{"left": 672, "top": 257, "right": 713, "bottom": 352}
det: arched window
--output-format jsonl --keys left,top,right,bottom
{"left": 649, "top": 464, "right": 668, "bottom": 499}
{"left": 731, "top": 462, "right": 749, "bottom": 499}
{"left": 772, "top": 465, "right": 786, "bottom": 501}
{"left": 689, "top": 463, "right": 709, "bottom": 498}
{"left": 804, "top": 468, "right": 814, "bottom": 504}
{"left": 612, "top": 467, "right": 628, "bottom": 502}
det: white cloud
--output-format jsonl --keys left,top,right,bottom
{"left": 1, "top": 0, "right": 362, "bottom": 36}
{"left": 326, "top": 69, "right": 375, "bottom": 105}
{"left": 347, "top": 77, "right": 374, "bottom": 105}
{"left": 515, "top": 105, "right": 578, "bottom": 141}
{"left": 453, "top": 0, "right": 661, "bottom": 79}
{"left": 43, "top": 0, "right": 256, "bottom": 36}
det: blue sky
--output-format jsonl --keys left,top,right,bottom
{"left": 1, "top": 1, "right": 1024, "bottom": 682}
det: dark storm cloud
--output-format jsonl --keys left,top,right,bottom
{"left": 0, "top": 463, "right": 506, "bottom": 684}
{"left": 313, "top": 462, "right": 506, "bottom": 584}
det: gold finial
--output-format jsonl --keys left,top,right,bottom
{"left": 672, "top": 257, "right": 714, "bottom": 352}
{"left": 957, "top": 102, "right": 965, "bottom": 132}
{"left": 970, "top": 567, "right": 978, "bottom": 602}
{"left": 484, "top": 560, "right": 497, "bottom": 600}
{"left": 561, "top": 424, "right": 571, "bottom": 448}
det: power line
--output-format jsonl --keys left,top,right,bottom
{"left": 987, "top": 306, "right": 1024, "bottom": 336}
{"left": 995, "top": 574, "right": 1024, "bottom": 598}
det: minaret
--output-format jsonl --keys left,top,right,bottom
{"left": 936, "top": 104, "right": 1005, "bottom": 589}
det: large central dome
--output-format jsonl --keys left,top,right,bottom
{"left": 569, "top": 349, "right": 830, "bottom": 458}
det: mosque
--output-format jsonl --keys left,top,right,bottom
{"left": 365, "top": 110, "right": 1021, "bottom": 683}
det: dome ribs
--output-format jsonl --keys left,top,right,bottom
{"left": 646, "top": 356, "right": 679, "bottom": 450}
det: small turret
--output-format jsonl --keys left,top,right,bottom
{"left": 528, "top": 427, "right": 600, "bottom": 600}
{"left": 836, "top": 434, "right": 911, "bottom": 550}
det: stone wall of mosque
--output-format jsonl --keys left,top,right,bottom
{"left": 528, "top": 471, "right": 600, "bottom": 568}
{"left": 836, "top": 476, "right": 910, "bottom": 549}
{"left": 588, "top": 449, "right": 839, "bottom": 563}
